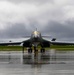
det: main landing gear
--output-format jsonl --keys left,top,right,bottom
{"left": 40, "top": 48, "right": 45, "bottom": 53}
{"left": 27, "top": 47, "right": 45, "bottom": 54}
{"left": 28, "top": 48, "right": 32, "bottom": 53}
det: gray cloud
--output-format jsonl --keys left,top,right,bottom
{"left": 42, "top": 21, "right": 74, "bottom": 41}
{"left": 0, "top": 0, "right": 74, "bottom": 41}
{"left": 0, "top": 23, "right": 32, "bottom": 38}
{"left": 1, "top": 20, "right": 74, "bottom": 41}
{"left": 7, "top": 0, "right": 53, "bottom": 4}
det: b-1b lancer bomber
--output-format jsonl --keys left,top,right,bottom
{"left": 0, "top": 29, "right": 74, "bottom": 55}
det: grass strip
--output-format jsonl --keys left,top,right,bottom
{"left": 0, "top": 45, "right": 74, "bottom": 51}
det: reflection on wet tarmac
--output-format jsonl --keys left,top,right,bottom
{"left": 0, "top": 49, "right": 74, "bottom": 75}
{"left": 0, "top": 49, "right": 74, "bottom": 64}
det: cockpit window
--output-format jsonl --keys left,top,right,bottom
{"left": 32, "top": 31, "right": 41, "bottom": 37}
{"left": 33, "top": 31, "right": 39, "bottom": 35}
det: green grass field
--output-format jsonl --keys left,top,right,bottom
{"left": 0, "top": 45, "right": 74, "bottom": 51}
{"left": 0, "top": 46, "right": 22, "bottom": 51}
{"left": 50, "top": 45, "right": 74, "bottom": 51}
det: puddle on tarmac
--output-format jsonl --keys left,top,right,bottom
{"left": 0, "top": 49, "right": 74, "bottom": 64}
{"left": 0, "top": 50, "right": 74, "bottom": 75}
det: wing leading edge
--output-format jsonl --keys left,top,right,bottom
{"left": 0, "top": 42, "right": 22, "bottom": 46}
{"left": 50, "top": 41, "right": 74, "bottom": 45}
{"left": 0, "top": 38, "right": 31, "bottom": 46}
{"left": 43, "top": 37, "right": 74, "bottom": 45}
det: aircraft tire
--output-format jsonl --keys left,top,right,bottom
{"left": 28, "top": 49, "right": 32, "bottom": 53}
{"left": 41, "top": 49, "right": 45, "bottom": 53}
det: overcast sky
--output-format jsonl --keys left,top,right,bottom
{"left": 0, "top": 0, "right": 74, "bottom": 41}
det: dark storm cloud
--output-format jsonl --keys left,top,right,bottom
{"left": 41, "top": 21, "right": 74, "bottom": 41}
{"left": 1, "top": 20, "right": 74, "bottom": 41}
{"left": 0, "top": 0, "right": 74, "bottom": 41}
{"left": 0, "top": 24, "right": 32, "bottom": 38}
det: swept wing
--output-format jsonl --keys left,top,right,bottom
{"left": 50, "top": 41, "right": 74, "bottom": 45}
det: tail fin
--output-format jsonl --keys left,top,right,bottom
{"left": 51, "top": 38, "right": 56, "bottom": 41}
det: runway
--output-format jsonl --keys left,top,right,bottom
{"left": 0, "top": 49, "right": 74, "bottom": 75}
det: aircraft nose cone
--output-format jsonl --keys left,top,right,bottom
{"left": 34, "top": 34, "right": 38, "bottom": 38}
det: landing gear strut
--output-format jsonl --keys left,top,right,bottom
{"left": 34, "top": 47, "right": 38, "bottom": 57}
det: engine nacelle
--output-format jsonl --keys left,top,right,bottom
{"left": 23, "top": 41, "right": 31, "bottom": 47}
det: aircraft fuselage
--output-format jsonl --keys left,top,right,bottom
{"left": 30, "top": 30, "right": 42, "bottom": 47}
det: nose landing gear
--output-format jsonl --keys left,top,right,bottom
{"left": 33, "top": 47, "right": 38, "bottom": 57}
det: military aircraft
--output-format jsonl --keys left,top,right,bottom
{"left": 0, "top": 29, "right": 74, "bottom": 54}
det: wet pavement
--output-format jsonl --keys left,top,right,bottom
{"left": 0, "top": 49, "right": 74, "bottom": 75}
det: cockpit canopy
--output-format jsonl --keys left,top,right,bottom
{"left": 31, "top": 31, "right": 41, "bottom": 38}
